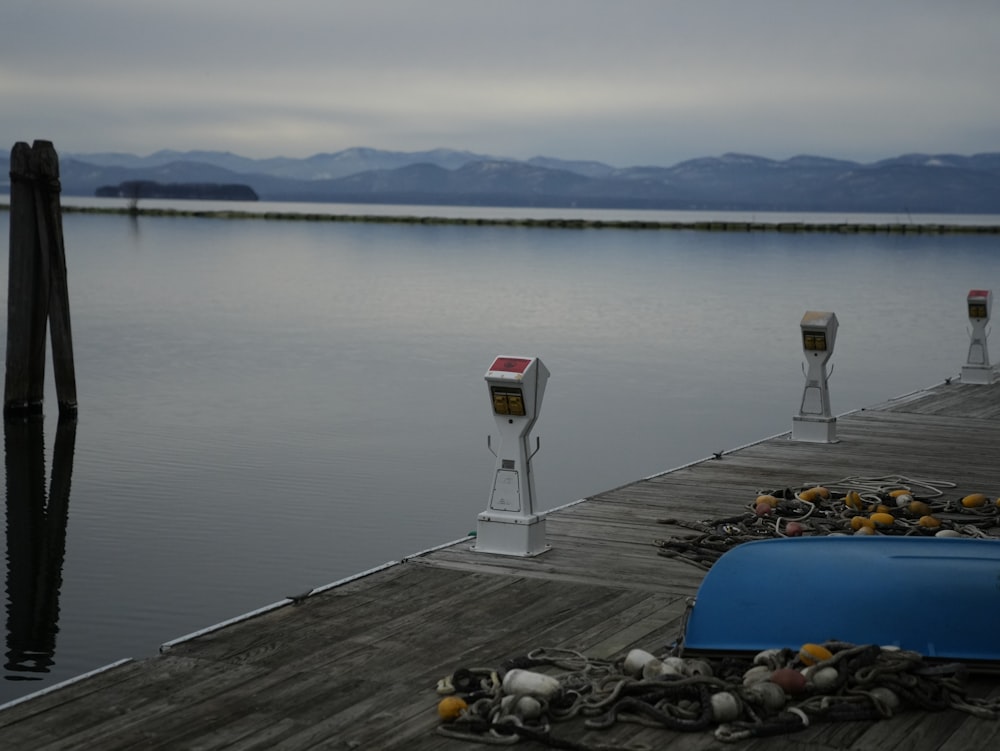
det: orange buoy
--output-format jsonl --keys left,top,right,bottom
{"left": 869, "top": 512, "right": 895, "bottom": 527}
{"left": 437, "top": 696, "right": 468, "bottom": 722}
{"left": 850, "top": 516, "right": 875, "bottom": 531}
{"left": 799, "top": 487, "right": 829, "bottom": 502}
{"left": 961, "top": 493, "right": 988, "bottom": 508}
{"left": 798, "top": 643, "right": 833, "bottom": 666}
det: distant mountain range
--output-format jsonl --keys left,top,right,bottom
{"left": 2, "top": 147, "right": 999, "bottom": 213}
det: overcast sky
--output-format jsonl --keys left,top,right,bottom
{"left": 2, "top": 1, "right": 998, "bottom": 167}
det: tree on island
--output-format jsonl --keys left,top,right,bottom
{"left": 95, "top": 180, "right": 259, "bottom": 202}
{"left": 125, "top": 180, "right": 143, "bottom": 215}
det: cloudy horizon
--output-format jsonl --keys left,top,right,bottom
{"left": 2, "top": 1, "right": 998, "bottom": 168}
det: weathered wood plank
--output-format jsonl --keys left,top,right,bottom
{"left": 2, "top": 657, "right": 271, "bottom": 750}
{"left": 936, "top": 700, "right": 1000, "bottom": 751}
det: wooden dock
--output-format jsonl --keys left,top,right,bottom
{"left": 2, "top": 375, "right": 1000, "bottom": 750}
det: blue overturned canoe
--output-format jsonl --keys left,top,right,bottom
{"left": 682, "top": 536, "right": 1000, "bottom": 662}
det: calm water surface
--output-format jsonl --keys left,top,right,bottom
{"left": 1, "top": 205, "right": 998, "bottom": 702}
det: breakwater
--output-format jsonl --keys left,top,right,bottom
{"left": 3, "top": 203, "right": 999, "bottom": 233}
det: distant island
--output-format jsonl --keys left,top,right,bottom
{"left": 1, "top": 147, "right": 996, "bottom": 213}
{"left": 95, "top": 180, "right": 258, "bottom": 201}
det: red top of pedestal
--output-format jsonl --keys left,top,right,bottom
{"left": 488, "top": 357, "right": 532, "bottom": 374}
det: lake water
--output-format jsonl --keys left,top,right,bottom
{"left": 1, "top": 200, "right": 999, "bottom": 703}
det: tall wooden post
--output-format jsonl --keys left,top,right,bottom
{"left": 33, "top": 141, "right": 78, "bottom": 416}
{"left": 4, "top": 143, "right": 44, "bottom": 414}
{"left": 4, "top": 140, "right": 77, "bottom": 418}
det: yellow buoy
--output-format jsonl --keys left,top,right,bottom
{"left": 918, "top": 515, "right": 941, "bottom": 529}
{"left": 888, "top": 489, "right": 911, "bottom": 498}
{"left": 437, "top": 696, "right": 468, "bottom": 722}
{"left": 755, "top": 494, "right": 779, "bottom": 508}
{"left": 908, "top": 500, "right": 930, "bottom": 516}
{"left": 799, "top": 486, "right": 830, "bottom": 502}
{"left": 850, "top": 516, "right": 875, "bottom": 531}
{"left": 961, "top": 493, "right": 988, "bottom": 508}
{"left": 874, "top": 504, "right": 892, "bottom": 515}
{"left": 869, "top": 512, "right": 895, "bottom": 527}
{"left": 844, "top": 491, "right": 863, "bottom": 511}
{"left": 798, "top": 643, "right": 833, "bottom": 666}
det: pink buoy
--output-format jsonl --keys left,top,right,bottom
{"left": 770, "top": 667, "right": 807, "bottom": 695}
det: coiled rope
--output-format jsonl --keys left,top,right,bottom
{"left": 434, "top": 641, "right": 1000, "bottom": 747}
{"left": 654, "top": 475, "right": 1000, "bottom": 569}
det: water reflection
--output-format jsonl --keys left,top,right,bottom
{"left": 127, "top": 211, "right": 141, "bottom": 245}
{"left": 4, "top": 417, "right": 76, "bottom": 681}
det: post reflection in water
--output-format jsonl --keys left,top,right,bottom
{"left": 4, "top": 416, "right": 76, "bottom": 682}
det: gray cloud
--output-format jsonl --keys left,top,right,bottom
{"left": 2, "top": 0, "right": 997, "bottom": 165}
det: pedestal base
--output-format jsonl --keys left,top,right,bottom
{"left": 792, "top": 415, "right": 838, "bottom": 443}
{"left": 473, "top": 513, "right": 549, "bottom": 557}
{"left": 961, "top": 365, "right": 994, "bottom": 385}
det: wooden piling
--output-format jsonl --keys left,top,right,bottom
{"left": 4, "top": 143, "right": 43, "bottom": 415}
{"left": 3, "top": 140, "right": 77, "bottom": 418}
{"left": 32, "top": 141, "right": 78, "bottom": 416}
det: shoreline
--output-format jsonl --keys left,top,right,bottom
{"left": 2, "top": 203, "right": 998, "bottom": 233}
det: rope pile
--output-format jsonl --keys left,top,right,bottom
{"left": 654, "top": 474, "right": 1000, "bottom": 571}
{"left": 434, "top": 642, "right": 1000, "bottom": 748}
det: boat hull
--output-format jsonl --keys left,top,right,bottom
{"left": 682, "top": 536, "right": 1000, "bottom": 662}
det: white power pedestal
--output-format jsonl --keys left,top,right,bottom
{"left": 961, "top": 289, "right": 993, "bottom": 385}
{"left": 792, "top": 311, "right": 839, "bottom": 443}
{"left": 474, "top": 356, "right": 551, "bottom": 557}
